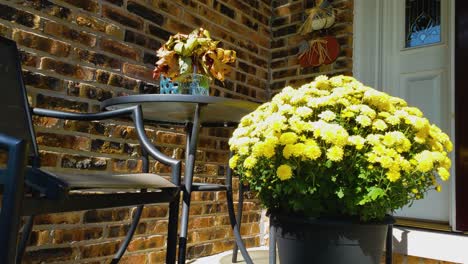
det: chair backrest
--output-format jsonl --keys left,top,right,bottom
{"left": 0, "top": 36, "right": 39, "bottom": 159}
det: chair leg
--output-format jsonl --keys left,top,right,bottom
{"left": 178, "top": 189, "right": 192, "bottom": 264}
{"left": 386, "top": 224, "right": 393, "bottom": 264}
{"left": 16, "top": 215, "right": 34, "bottom": 264}
{"left": 226, "top": 188, "right": 253, "bottom": 264}
{"left": 0, "top": 137, "right": 27, "bottom": 264}
{"left": 269, "top": 220, "right": 276, "bottom": 264}
{"left": 231, "top": 182, "right": 245, "bottom": 263}
{"left": 166, "top": 193, "right": 180, "bottom": 264}
{"left": 110, "top": 205, "right": 144, "bottom": 264}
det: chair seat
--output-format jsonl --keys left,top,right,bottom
{"left": 44, "top": 170, "right": 176, "bottom": 190}
{"left": 23, "top": 168, "right": 176, "bottom": 198}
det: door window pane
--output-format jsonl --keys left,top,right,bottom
{"left": 405, "top": 0, "right": 441, "bottom": 48}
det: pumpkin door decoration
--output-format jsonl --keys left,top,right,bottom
{"left": 297, "top": 0, "right": 340, "bottom": 67}
{"left": 298, "top": 36, "right": 340, "bottom": 67}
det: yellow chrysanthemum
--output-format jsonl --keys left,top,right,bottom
{"left": 277, "top": 164, "right": 293, "bottom": 181}
{"left": 326, "top": 146, "right": 344, "bottom": 162}
{"left": 304, "top": 140, "right": 322, "bottom": 160}
{"left": 437, "top": 167, "right": 450, "bottom": 181}
{"left": 279, "top": 132, "right": 298, "bottom": 145}
{"left": 386, "top": 170, "right": 401, "bottom": 182}
{"left": 243, "top": 156, "right": 257, "bottom": 169}
{"left": 372, "top": 119, "right": 388, "bottom": 131}
{"left": 356, "top": 115, "right": 372, "bottom": 127}
{"left": 348, "top": 135, "right": 366, "bottom": 150}
{"left": 296, "top": 106, "right": 313, "bottom": 118}
{"left": 318, "top": 110, "right": 336, "bottom": 122}
{"left": 229, "top": 155, "right": 239, "bottom": 168}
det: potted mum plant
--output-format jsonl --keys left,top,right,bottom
{"left": 229, "top": 75, "right": 452, "bottom": 263}
{"left": 152, "top": 28, "right": 236, "bottom": 95}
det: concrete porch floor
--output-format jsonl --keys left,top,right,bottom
{"left": 190, "top": 246, "right": 277, "bottom": 264}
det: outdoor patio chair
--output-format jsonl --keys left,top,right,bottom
{"left": 0, "top": 36, "right": 182, "bottom": 264}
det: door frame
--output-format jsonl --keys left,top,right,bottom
{"left": 353, "top": 0, "right": 458, "bottom": 230}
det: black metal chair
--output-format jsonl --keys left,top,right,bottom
{"left": 0, "top": 36, "right": 182, "bottom": 264}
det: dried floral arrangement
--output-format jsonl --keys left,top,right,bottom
{"left": 152, "top": 28, "right": 237, "bottom": 82}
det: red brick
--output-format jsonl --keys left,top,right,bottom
{"left": 61, "top": 154, "right": 108, "bottom": 170}
{"left": 62, "top": 0, "right": 99, "bottom": 12}
{"left": 119, "top": 254, "right": 148, "bottom": 264}
{"left": 84, "top": 208, "right": 130, "bottom": 223}
{"left": 111, "top": 159, "right": 143, "bottom": 173}
{"left": 128, "top": 235, "right": 165, "bottom": 251}
{"left": 19, "top": 50, "right": 38, "bottom": 67}
{"left": 23, "top": 70, "right": 64, "bottom": 91}
{"left": 34, "top": 212, "right": 82, "bottom": 225}
{"left": 127, "top": 1, "right": 164, "bottom": 25}
{"left": 0, "top": 4, "right": 40, "bottom": 29}
{"left": 40, "top": 57, "right": 95, "bottom": 81}
{"left": 23, "top": 247, "right": 76, "bottom": 263}
{"left": 100, "top": 38, "right": 139, "bottom": 61}
{"left": 53, "top": 227, "right": 103, "bottom": 244}
{"left": 102, "top": 5, "right": 144, "bottom": 29}
{"left": 149, "top": 251, "right": 166, "bottom": 263}
{"left": 81, "top": 241, "right": 121, "bottom": 258}
{"left": 122, "top": 63, "right": 153, "bottom": 80}
{"left": 140, "top": 205, "right": 168, "bottom": 218}
{"left": 39, "top": 151, "right": 60, "bottom": 167}
{"left": 44, "top": 20, "right": 97, "bottom": 47}
{"left": 36, "top": 132, "right": 90, "bottom": 151}
{"left": 67, "top": 82, "right": 114, "bottom": 101}
{"left": 74, "top": 48, "right": 122, "bottom": 69}
{"left": 13, "top": 30, "right": 71, "bottom": 57}
{"left": 75, "top": 14, "right": 107, "bottom": 32}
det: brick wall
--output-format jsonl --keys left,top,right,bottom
{"left": 270, "top": 0, "right": 353, "bottom": 94}
{"left": 0, "top": 0, "right": 271, "bottom": 262}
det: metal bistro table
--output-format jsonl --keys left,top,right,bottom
{"left": 101, "top": 94, "right": 259, "bottom": 264}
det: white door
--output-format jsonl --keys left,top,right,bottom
{"left": 381, "top": 0, "right": 452, "bottom": 222}
{"left": 354, "top": 0, "right": 454, "bottom": 223}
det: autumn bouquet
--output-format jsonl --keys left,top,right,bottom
{"left": 152, "top": 28, "right": 236, "bottom": 82}
{"left": 229, "top": 75, "right": 453, "bottom": 221}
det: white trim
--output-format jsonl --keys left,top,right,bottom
{"left": 353, "top": 0, "right": 382, "bottom": 88}
{"left": 393, "top": 227, "right": 468, "bottom": 262}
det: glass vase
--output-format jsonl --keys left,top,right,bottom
{"left": 175, "top": 73, "right": 211, "bottom": 96}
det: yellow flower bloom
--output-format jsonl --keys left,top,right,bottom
{"left": 372, "top": 119, "right": 388, "bottom": 131}
{"left": 356, "top": 115, "right": 372, "bottom": 127}
{"left": 385, "top": 115, "right": 400, "bottom": 126}
{"left": 279, "top": 132, "right": 298, "bottom": 145}
{"left": 243, "top": 156, "right": 257, "bottom": 169}
{"left": 283, "top": 144, "right": 294, "bottom": 159}
{"left": 304, "top": 140, "right": 322, "bottom": 160}
{"left": 296, "top": 106, "right": 313, "bottom": 117}
{"left": 436, "top": 185, "right": 442, "bottom": 192}
{"left": 348, "top": 135, "right": 366, "bottom": 150}
{"left": 277, "top": 164, "right": 293, "bottom": 181}
{"left": 386, "top": 170, "right": 401, "bottom": 182}
{"left": 326, "top": 146, "right": 344, "bottom": 162}
{"left": 229, "top": 155, "right": 239, "bottom": 168}
{"left": 437, "top": 167, "right": 450, "bottom": 181}
{"left": 318, "top": 110, "right": 336, "bottom": 121}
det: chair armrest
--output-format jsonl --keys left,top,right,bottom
{"left": 0, "top": 133, "right": 28, "bottom": 185}
{"left": 32, "top": 106, "right": 182, "bottom": 185}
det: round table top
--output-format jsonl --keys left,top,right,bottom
{"left": 101, "top": 94, "right": 261, "bottom": 125}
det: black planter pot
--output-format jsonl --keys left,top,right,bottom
{"left": 271, "top": 214, "right": 395, "bottom": 264}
